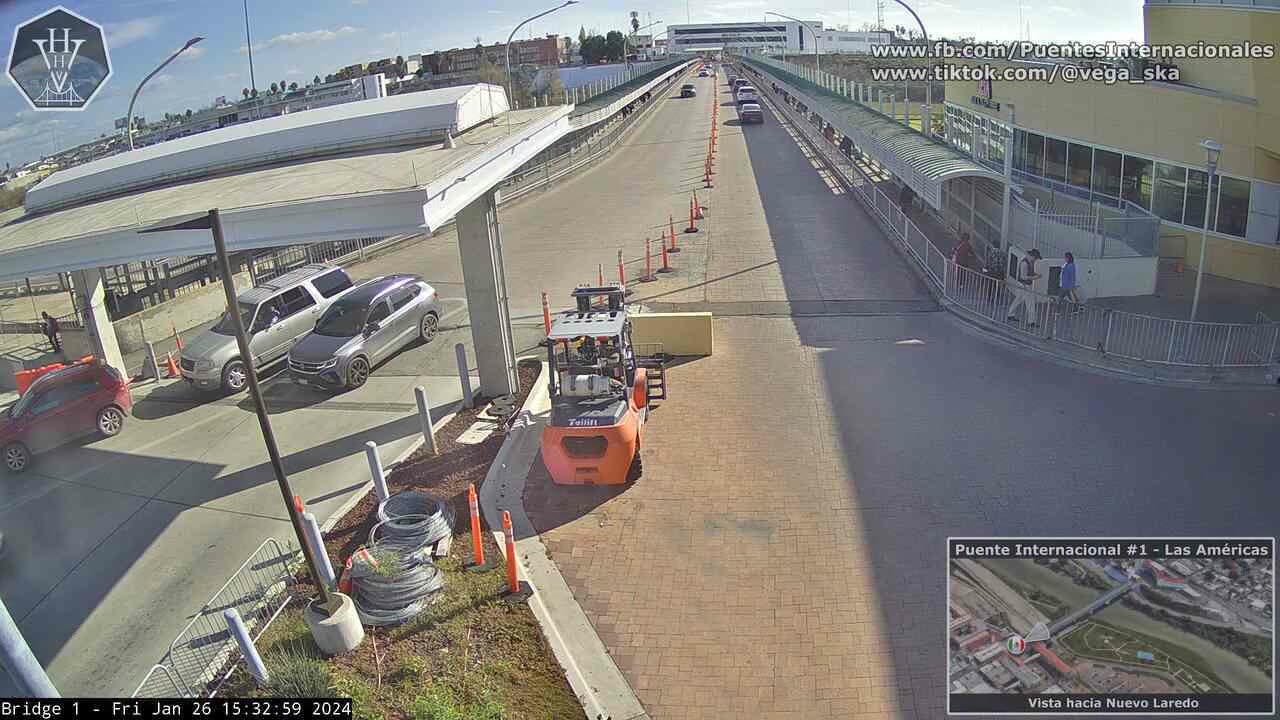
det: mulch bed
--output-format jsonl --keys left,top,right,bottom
{"left": 323, "top": 358, "right": 542, "bottom": 568}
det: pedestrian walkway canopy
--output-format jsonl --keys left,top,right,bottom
{"left": 0, "top": 84, "right": 572, "bottom": 282}
{"left": 739, "top": 56, "right": 1005, "bottom": 210}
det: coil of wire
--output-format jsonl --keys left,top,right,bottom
{"left": 347, "top": 491, "right": 456, "bottom": 626}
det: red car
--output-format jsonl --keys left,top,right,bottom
{"left": 1, "top": 361, "right": 132, "bottom": 473}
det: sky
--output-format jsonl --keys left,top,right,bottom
{"left": 0, "top": 0, "right": 1146, "bottom": 168}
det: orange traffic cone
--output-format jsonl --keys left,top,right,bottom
{"left": 171, "top": 322, "right": 183, "bottom": 351}
{"left": 164, "top": 352, "right": 180, "bottom": 379}
{"left": 693, "top": 190, "right": 705, "bottom": 219}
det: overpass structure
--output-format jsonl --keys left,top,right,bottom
{"left": 1049, "top": 580, "right": 1137, "bottom": 637}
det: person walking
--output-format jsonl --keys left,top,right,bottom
{"left": 1006, "top": 249, "right": 1042, "bottom": 325}
{"left": 41, "top": 311, "right": 61, "bottom": 353}
{"left": 1059, "top": 251, "right": 1083, "bottom": 311}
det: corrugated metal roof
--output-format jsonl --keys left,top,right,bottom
{"left": 740, "top": 57, "right": 1004, "bottom": 209}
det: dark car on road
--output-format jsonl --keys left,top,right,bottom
{"left": 288, "top": 275, "right": 442, "bottom": 390}
{"left": 680, "top": 83, "right": 697, "bottom": 98}
{"left": 1, "top": 360, "right": 132, "bottom": 473}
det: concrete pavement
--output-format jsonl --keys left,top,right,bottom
{"left": 522, "top": 69, "right": 1280, "bottom": 720}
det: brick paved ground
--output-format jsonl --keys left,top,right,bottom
{"left": 524, "top": 71, "right": 939, "bottom": 720}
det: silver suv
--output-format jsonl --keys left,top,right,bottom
{"left": 288, "top": 275, "right": 441, "bottom": 390}
{"left": 179, "top": 264, "right": 354, "bottom": 393}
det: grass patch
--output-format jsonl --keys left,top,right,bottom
{"left": 1058, "top": 618, "right": 1231, "bottom": 692}
{"left": 220, "top": 360, "right": 582, "bottom": 719}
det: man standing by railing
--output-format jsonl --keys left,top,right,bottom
{"left": 1006, "top": 249, "right": 1042, "bottom": 326}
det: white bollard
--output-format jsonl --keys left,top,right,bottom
{"left": 414, "top": 385, "right": 437, "bottom": 455}
{"left": 301, "top": 511, "right": 336, "bottom": 588}
{"left": 224, "top": 608, "right": 269, "bottom": 685}
{"left": 455, "top": 342, "right": 474, "bottom": 409}
{"left": 364, "top": 441, "right": 389, "bottom": 501}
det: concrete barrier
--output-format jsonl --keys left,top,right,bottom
{"left": 630, "top": 312, "right": 713, "bottom": 356}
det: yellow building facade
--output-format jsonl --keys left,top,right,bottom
{"left": 942, "top": 0, "right": 1280, "bottom": 287}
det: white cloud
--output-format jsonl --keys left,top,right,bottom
{"left": 176, "top": 45, "right": 206, "bottom": 61}
{"left": 351, "top": 0, "right": 368, "bottom": 4}
{"left": 104, "top": 17, "right": 163, "bottom": 48}
{"left": 378, "top": 31, "right": 399, "bottom": 41}
{"left": 487, "top": 9, "right": 504, "bottom": 14}
{"left": 286, "top": 69, "right": 304, "bottom": 76}
{"left": 239, "top": 26, "right": 362, "bottom": 54}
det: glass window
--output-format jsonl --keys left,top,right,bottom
{"left": 1044, "top": 138, "right": 1068, "bottom": 183}
{"left": 367, "top": 299, "right": 391, "bottom": 325}
{"left": 390, "top": 284, "right": 422, "bottom": 311}
{"left": 1153, "top": 162, "right": 1187, "bottom": 224}
{"left": 1121, "top": 155, "right": 1153, "bottom": 210}
{"left": 251, "top": 296, "right": 286, "bottom": 332}
{"left": 1067, "top": 143, "right": 1092, "bottom": 191}
{"left": 1024, "top": 133, "right": 1045, "bottom": 176}
{"left": 311, "top": 269, "right": 353, "bottom": 299}
{"left": 1092, "top": 149, "right": 1122, "bottom": 200}
{"left": 1215, "top": 176, "right": 1251, "bottom": 238}
{"left": 1184, "top": 168, "right": 1209, "bottom": 229}
{"left": 279, "top": 286, "right": 315, "bottom": 317}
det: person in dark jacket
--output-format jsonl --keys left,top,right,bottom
{"left": 42, "top": 311, "right": 61, "bottom": 353}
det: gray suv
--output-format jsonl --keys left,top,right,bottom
{"left": 288, "top": 275, "right": 441, "bottom": 390}
{"left": 179, "top": 264, "right": 354, "bottom": 394}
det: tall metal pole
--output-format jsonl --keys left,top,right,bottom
{"left": 505, "top": 0, "right": 579, "bottom": 134}
{"left": 999, "top": 104, "right": 1016, "bottom": 256}
{"left": 207, "top": 209, "right": 335, "bottom": 614}
{"left": 887, "top": 0, "right": 930, "bottom": 133}
{"left": 767, "top": 12, "right": 819, "bottom": 75}
{"left": 126, "top": 37, "right": 204, "bottom": 150}
{"left": 1190, "top": 139, "right": 1222, "bottom": 322}
{"left": 243, "top": 0, "right": 257, "bottom": 115}
{"left": 0, "top": 597, "right": 58, "bottom": 697}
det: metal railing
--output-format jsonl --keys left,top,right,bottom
{"left": 751, "top": 63, "right": 1280, "bottom": 371}
{"left": 132, "top": 537, "right": 301, "bottom": 698}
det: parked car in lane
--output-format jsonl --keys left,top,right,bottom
{"left": 698, "top": 68, "right": 709, "bottom": 78}
{"left": 1, "top": 360, "right": 132, "bottom": 474}
{"left": 680, "top": 83, "right": 697, "bottom": 98}
{"left": 288, "top": 275, "right": 441, "bottom": 390}
{"left": 740, "top": 102, "right": 764, "bottom": 124}
{"left": 180, "top": 264, "right": 354, "bottom": 394}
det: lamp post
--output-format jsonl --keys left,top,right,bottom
{"left": 885, "top": 0, "right": 929, "bottom": 133}
{"left": 1190, "top": 138, "right": 1222, "bottom": 322}
{"left": 505, "top": 0, "right": 578, "bottom": 128}
{"left": 126, "top": 37, "right": 204, "bottom": 150}
{"left": 766, "top": 11, "right": 819, "bottom": 76}
{"left": 626, "top": 20, "right": 664, "bottom": 72}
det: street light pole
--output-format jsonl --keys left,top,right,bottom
{"left": 766, "top": 12, "right": 819, "bottom": 76}
{"left": 126, "top": 37, "right": 204, "bottom": 150}
{"left": 1190, "top": 138, "right": 1222, "bottom": 322}
{"left": 887, "top": 0, "right": 930, "bottom": 134}
{"left": 505, "top": 0, "right": 578, "bottom": 132}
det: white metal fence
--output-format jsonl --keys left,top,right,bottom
{"left": 132, "top": 538, "right": 301, "bottom": 698}
{"left": 746, "top": 58, "right": 1280, "bottom": 370}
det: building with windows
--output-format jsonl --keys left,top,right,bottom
{"left": 943, "top": 0, "right": 1280, "bottom": 288}
{"left": 669, "top": 21, "right": 822, "bottom": 54}
{"left": 816, "top": 29, "right": 894, "bottom": 54}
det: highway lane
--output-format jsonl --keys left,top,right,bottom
{"left": 733, "top": 71, "right": 1280, "bottom": 717}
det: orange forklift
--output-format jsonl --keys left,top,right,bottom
{"left": 541, "top": 285, "right": 665, "bottom": 485}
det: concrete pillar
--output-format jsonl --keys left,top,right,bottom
{"left": 71, "top": 269, "right": 125, "bottom": 374}
{"left": 456, "top": 190, "right": 517, "bottom": 397}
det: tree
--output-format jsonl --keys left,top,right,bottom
{"left": 578, "top": 25, "right": 587, "bottom": 46}
{"left": 251, "top": 88, "right": 259, "bottom": 98}
{"left": 580, "top": 35, "right": 606, "bottom": 64}
{"left": 544, "top": 65, "right": 565, "bottom": 104}
{"left": 289, "top": 81, "right": 299, "bottom": 92}
{"left": 395, "top": 55, "right": 405, "bottom": 77}
{"left": 269, "top": 82, "right": 279, "bottom": 94}
{"left": 604, "top": 30, "right": 625, "bottom": 62}
{"left": 184, "top": 109, "right": 193, "bottom": 118}
{"left": 242, "top": 87, "right": 250, "bottom": 100}
{"left": 279, "top": 79, "right": 286, "bottom": 93}
{"left": 313, "top": 74, "right": 321, "bottom": 85}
